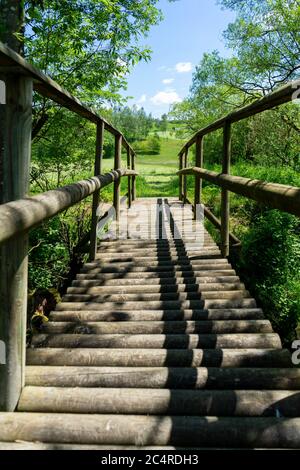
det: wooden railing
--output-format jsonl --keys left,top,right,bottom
{"left": 178, "top": 80, "right": 300, "bottom": 257}
{"left": 0, "top": 43, "right": 137, "bottom": 411}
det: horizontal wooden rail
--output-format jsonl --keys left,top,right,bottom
{"left": 178, "top": 167, "right": 300, "bottom": 218}
{"left": 179, "top": 80, "right": 299, "bottom": 154}
{"left": 0, "top": 169, "right": 138, "bottom": 245}
{"left": 0, "top": 42, "right": 133, "bottom": 152}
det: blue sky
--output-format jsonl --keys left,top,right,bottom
{"left": 121, "top": 0, "right": 236, "bottom": 117}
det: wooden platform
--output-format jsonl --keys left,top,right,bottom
{"left": 1, "top": 198, "right": 300, "bottom": 449}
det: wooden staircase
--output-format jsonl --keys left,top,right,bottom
{"left": 1, "top": 198, "right": 300, "bottom": 449}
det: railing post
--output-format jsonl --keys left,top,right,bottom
{"left": 221, "top": 120, "right": 231, "bottom": 257}
{"left": 179, "top": 153, "right": 183, "bottom": 201}
{"left": 131, "top": 151, "right": 136, "bottom": 201}
{"left": 194, "top": 135, "right": 203, "bottom": 219}
{"left": 127, "top": 147, "right": 132, "bottom": 208}
{"left": 0, "top": 74, "right": 33, "bottom": 411}
{"left": 183, "top": 149, "right": 188, "bottom": 203}
{"left": 113, "top": 133, "right": 122, "bottom": 221}
{"left": 89, "top": 120, "right": 104, "bottom": 261}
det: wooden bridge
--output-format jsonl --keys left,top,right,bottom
{"left": 0, "top": 42, "right": 300, "bottom": 449}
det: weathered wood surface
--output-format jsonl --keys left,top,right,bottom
{"left": 26, "top": 348, "right": 291, "bottom": 367}
{"left": 0, "top": 74, "right": 32, "bottom": 411}
{"left": 0, "top": 169, "right": 137, "bottom": 244}
{"left": 0, "top": 413, "right": 300, "bottom": 447}
{"left": 89, "top": 120, "right": 104, "bottom": 261}
{"left": 1, "top": 197, "right": 299, "bottom": 447}
{"left": 221, "top": 121, "right": 231, "bottom": 257}
{"left": 30, "top": 333, "right": 281, "bottom": 349}
{"left": 113, "top": 135, "right": 122, "bottom": 221}
{"left": 18, "top": 387, "right": 300, "bottom": 416}
{"left": 178, "top": 167, "right": 300, "bottom": 217}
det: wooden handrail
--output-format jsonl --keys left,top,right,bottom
{"left": 179, "top": 80, "right": 299, "bottom": 155}
{"left": 178, "top": 167, "right": 300, "bottom": 218}
{"left": 0, "top": 43, "right": 140, "bottom": 411}
{"left": 0, "top": 42, "right": 134, "bottom": 153}
{"left": 177, "top": 81, "right": 300, "bottom": 257}
{"left": 0, "top": 169, "right": 138, "bottom": 245}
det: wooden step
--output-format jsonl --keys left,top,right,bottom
{"left": 25, "top": 366, "right": 300, "bottom": 388}
{"left": 62, "top": 291, "right": 250, "bottom": 303}
{"left": 56, "top": 299, "right": 258, "bottom": 311}
{"left": 40, "top": 320, "right": 273, "bottom": 335}
{"left": 96, "top": 252, "right": 222, "bottom": 261}
{"left": 72, "top": 276, "right": 240, "bottom": 286}
{"left": 67, "top": 282, "right": 245, "bottom": 294}
{"left": 49, "top": 308, "right": 265, "bottom": 322}
{"left": 98, "top": 246, "right": 218, "bottom": 254}
{"left": 26, "top": 348, "right": 291, "bottom": 367}
{"left": 83, "top": 258, "right": 229, "bottom": 268}
{"left": 18, "top": 387, "right": 300, "bottom": 416}
{"left": 81, "top": 264, "right": 232, "bottom": 273}
{"left": 77, "top": 270, "right": 237, "bottom": 280}
{"left": 0, "top": 413, "right": 299, "bottom": 447}
{"left": 31, "top": 332, "right": 281, "bottom": 349}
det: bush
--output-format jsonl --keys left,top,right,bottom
{"left": 134, "top": 134, "right": 161, "bottom": 155}
{"left": 236, "top": 210, "right": 300, "bottom": 346}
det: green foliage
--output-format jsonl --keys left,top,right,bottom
{"left": 111, "top": 106, "right": 154, "bottom": 142}
{"left": 25, "top": 0, "right": 163, "bottom": 104}
{"left": 28, "top": 204, "right": 91, "bottom": 292}
{"left": 218, "top": 0, "right": 300, "bottom": 91}
{"left": 29, "top": 217, "right": 69, "bottom": 290}
{"left": 134, "top": 133, "right": 161, "bottom": 155}
{"left": 237, "top": 210, "right": 300, "bottom": 345}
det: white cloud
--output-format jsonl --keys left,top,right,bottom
{"left": 175, "top": 62, "right": 192, "bottom": 73}
{"left": 150, "top": 91, "right": 182, "bottom": 106}
{"left": 162, "top": 78, "right": 174, "bottom": 85}
{"left": 137, "top": 94, "right": 147, "bottom": 104}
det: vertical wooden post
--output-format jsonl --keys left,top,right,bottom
{"left": 183, "top": 149, "right": 188, "bottom": 204}
{"left": 113, "top": 134, "right": 122, "bottom": 221}
{"left": 131, "top": 151, "right": 136, "bottom": 201}
{"left": 89, "top": 120, "right": 104, "bottom": 261}
{"left": 179, "top": 153, "right": 183, "bottom": 201}
{"left": 221, "top": 120, "right": 231, "bottom": 258}
{"left": 194, "top": 135, "right": 203, "bottom": 219}
{"left": 0, "top": 74, "right": 33, "bottom": 411}
{"left": 127, "top": 147, "right": 132, "bottom": 208}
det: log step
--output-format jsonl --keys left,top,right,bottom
{"left": 49, "top": 308, "right": 265, "bottom": 322}
{"left": 73, "top": 276, "right": 240, "bottom": 286}
{"left": 77, "top": 270, "right": 237, "bottom": 280}
{"left": 26, "top": 348, "right": 292, "bottom": 367}
{"left": 56, "top": 299, "right": 257, "bottom": 310}
{"left": 18, "top": 387, "right": 300, "bottom": 416}
{"left": 62, "top": 291, "right": 250, "bottom": 303}
{"left": 40, "top": 320, "right": 273, "bottom": 335}
{"left": 67, "top": 282, "right": 245, "bottom": 293}
{"left": 95, "top": 252, "right": 222, "bottom": 261}
{"left": 83, "top": 258, "right": 229, "bottom": 268}
{"left": 25, "top": 366, "right": 300, "bottom": 389}
{"left": 81, "top": 264, "right": 232, "bottom": 273}
{"left": 1, "top": 413, "right": 300, "bottom": 447}
{"left": 30, "top": 333, "right": 281, "bottom": 349}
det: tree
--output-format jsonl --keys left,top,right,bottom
{"left": 0, "top": 1, "right": 165, "bottom": 140}
{"left": 111, "top": 106, "right": 154, "bottom": 142}
{"left": 160, "top": 113, "right": 168, "bottom": 132}
{"left": 218, "top": 0, "right": 300, "bottom": 94}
